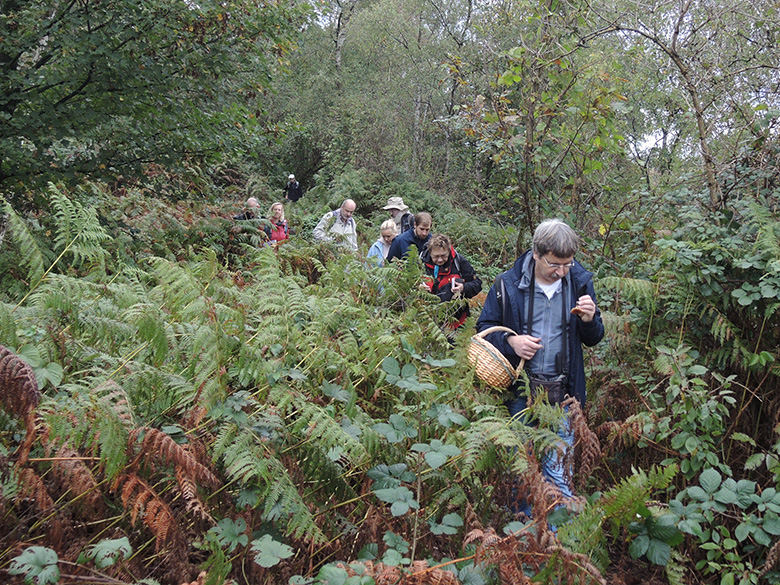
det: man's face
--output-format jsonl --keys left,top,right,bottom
{"left": 414, "top": 222, "right": 431, "bottom": 239}
{"left": 388, "top": 208, "right": 400, "bottom": 218}
{"left": 430, "top": 246, "right": 450, "bottom": 266}
{"left": 341, "top": 201, "right": 356, "bottom": 220}
{"left": 533, "top": 252, "right": 574, "bottom": 285}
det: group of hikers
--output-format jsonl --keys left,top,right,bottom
{"left": 234, "top": 183, "right": 484, "bottom": 331}
{"left": 233, "top": 175, "right": 605, "bottom": 520}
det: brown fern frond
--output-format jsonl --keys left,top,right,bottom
{"left": 761, "top": 539, "right": 780, "bottom": 577}
{"left": 0, "top": 345, "right": 41, "bottom": 464}
{"left": 51, "top": 445, "right": 104, "bottom": 518}
{"left": 16, "top": 467, "right": 67, "bottom": 548}
{"left": 402, "top": 560, "right": 460, "bottom": 584}
{"left": 567, "top": 399, "right": 602, "bottom": 489}
{"left": 596, "top": 417, "right": 643, "bottom": 453}
{"left": 128, "top": 427, "right": 220, "bottom": 488}
{"left": 463, "top": 501, "right": 482, "bottom": 531}
{"left": 497, "top": 559, "right": 532, "bottom": 585}
{"left": 175, "top": 467, "right": 213, "bottom": 523}
{"left": 112, "top": 473, "right": 184, "bottom": 553}
{"left": 544, "top": 544, "right": 607, "bottom": 585}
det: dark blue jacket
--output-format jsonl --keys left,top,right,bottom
{"left": 386, "top": 229, "right": 431, "bottom": 263}
{"left": 476, "top": 250, "right": 604, "bottom": 406}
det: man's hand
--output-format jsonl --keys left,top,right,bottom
{"left": 572, "top": 295, "right": 596, "bottom": 322}
{"left": 507, "top": 334, "right": 543, "bottom": 361}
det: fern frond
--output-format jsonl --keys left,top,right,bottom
{"left": 598, "top": 276, "right": 656, "bottom": 309}
{"left": 0, "top": 344, "right": 41, "bottom": 464}
{"left": 1, "top": 197, "right": 46, "bottom": 286}
{"left": 111, "top": 473, "right": 184, "bottom": 553}
{"left": 48, "top": 183, "right": 111, "bottom": 269}
{"left": 129, "top": 427, "right": 220, "bottom": 488}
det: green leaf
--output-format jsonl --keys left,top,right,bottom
{"left": 629, "top": 535, "right": 650, "bottom": 559}
{"left": 411, "top": 439, "right": 461, "bottom": 469}
{"left": 383, "top": 531, "right": 410, "bottom": 553}
{"left": 699, "top": 468, "right": 722, "bottom": 494}
{"left": 429, "top": 513, "right": 464, "bottom": 535}
{"left": 762, "top": 517, "right": 780, "bottom": 536}
{"left": 9, "top": 547, "right": 60, "bottom": 585}
{"left": 373, "top": 414, "right": 417, "bottom": 443}
{"left": 251, "top": 534, "right": 294, "bottom": 568}
{"left": 209, "top": 518, "right": 248, "bottom": 552}
{"left": 357, "top": 543, "right": 378, "bottom": 560}
{"left": 714, "top": 488, "right": 738, "bottom": 505}
{"left": 648, "top": 515, "right": 683, "bottom": 544}
{"left": 322, "top": 381, "right": 350, "bottom": 402}
{"left": 744, "top": 453, "right": 765, "bottom": 470}
{"left": 315, "top": 565, "right": 349, "bottom": 585}
{"left": 86, "top": 537, "right": 132, "bottom": 568}
{"left": 367, "top": 464, "right": 415, "bottom": 489}
{"left": 373, "top": 486, "right": 419, "bottom": 516}
{"left": 426, "top": 404, "right": 468, "bottom": 428}
{"left": 646, "top": 539, "right": 672, "bottom": 565}
{"left": 381, "top": 356, "right": 400, "bottom": 377}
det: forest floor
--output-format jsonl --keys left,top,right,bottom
{"left": 605, "top": 555, "right": 670, "bottom": 585}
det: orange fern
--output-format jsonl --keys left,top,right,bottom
{"left": 111, "top": 473, "right": 184, "bottom": 553}
{"left": 128, "top": 427, "right": 220, "bottom": 488}
{"left": 0, "top": 344, "right": 41, "bottom": 464}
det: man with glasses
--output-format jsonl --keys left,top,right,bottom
{"left": 476, "top": 219, "right": 604, "bottom": 515}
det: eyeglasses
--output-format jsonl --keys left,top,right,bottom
{"left": 541, "top": 256, "right": 575, "bottom": 269}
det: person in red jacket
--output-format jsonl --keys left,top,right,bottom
{"left": 420, "top": 234, "right": 482, "bottom": 329}
{"left": 265, "top": 201, "right": 289, "bottom": 243}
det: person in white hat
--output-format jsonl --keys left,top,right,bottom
{"left": 383, "top": 196, "right": 414, "bottom": 233}
{"left": 284, "top": 174, "right": 303, "bottom": 202}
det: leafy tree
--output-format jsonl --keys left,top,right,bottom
{"left": 0, "top": 0, "right": 306, "bottom": 200}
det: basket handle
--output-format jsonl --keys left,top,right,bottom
{"left": 474, "top": 325, "right": 520, "bottom": 339}
{"left": 472, "top": 326, "right": 526, "bottom": 379}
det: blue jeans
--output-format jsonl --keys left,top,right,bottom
{"left": 505, "top": 393, "right": 574, "bottom": 512}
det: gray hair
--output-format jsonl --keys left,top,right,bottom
{"left": 532, "top": 219, "right": 580, "bottom": 258}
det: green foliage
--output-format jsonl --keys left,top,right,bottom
{"left": 9, "top": 547, "right": 60, "bottom": 585}
{"left": 628, "top": 513, "right": 683, "bottom": 566}
{"left": 83, "top": 537, "right": 133, "bottom": 569}
{"left": 1, "top": 0, "right": 306, "bottom": 192}
{"left": 251, "top": 534, "right": 295, "bottom": 568}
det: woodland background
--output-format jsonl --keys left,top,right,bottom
{"left": 2, "top": 1, "right": 780, "bottom": 584}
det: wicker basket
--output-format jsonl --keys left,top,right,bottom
{"left": 467, "top": 326, "right": 525, "bottom": 388}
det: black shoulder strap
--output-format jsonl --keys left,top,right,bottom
{"left": 494, "top": 273, "right": 510, "bottom": 326}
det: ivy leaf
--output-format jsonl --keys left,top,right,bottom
{"left": 9, "top": 546, "right": 60, "bottom": 585}
{"left": 85, "top": 537, "right": 132, "bottom": 568}
{"left": 251, "top": 534, "right": 294, "bottom": 568}
{"left": 209, "top": 518, "right": 248, "bottom": 552}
